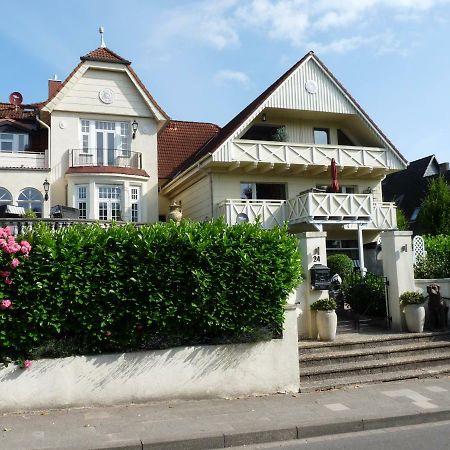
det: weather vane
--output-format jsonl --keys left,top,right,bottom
{"left": 99, "top": 26, "right": 106, "bottom": 48}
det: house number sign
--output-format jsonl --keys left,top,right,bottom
{"left": 99, "top": 88, "right": 114, "bottom": 104}
{"left": 312, "top": 255, "right": 321, "bottom": 262}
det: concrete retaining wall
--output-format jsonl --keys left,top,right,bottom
{"left": 0, "top": 307, "right": 299, "bottom": 413}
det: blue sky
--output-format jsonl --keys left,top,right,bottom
{"left": 1, "top": 0, "right": 450, "bottom": 163}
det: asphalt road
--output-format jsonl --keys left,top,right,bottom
{"left": 232, "top": 420, "right": 450, "bottom": 450}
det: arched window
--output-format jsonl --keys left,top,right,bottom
{"left": 0, "top": 187, "right": 13, "bottom": 206}
{"left": 18, "top": 188, "right": 43, "bottom": 217}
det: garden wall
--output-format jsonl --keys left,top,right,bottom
{"left": 0, "top": 306, "right": 299, "bottom": 413}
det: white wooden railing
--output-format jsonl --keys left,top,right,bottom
{"left": 0, "top": 149, "right": 48, "bottom": 169}
{"left": 215, "top": 139, "right": 392, "bottom": 169}
{"left": 216, "top": 193, "right": 397, "bottom": 230}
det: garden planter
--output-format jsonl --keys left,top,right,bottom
{"left": 404, "top": 304, "right": 425, "bottom": 333}
{"left": 316, "top": 310, "right": 337, "bottom": 341}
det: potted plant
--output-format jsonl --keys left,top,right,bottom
{"left": 400, "top": 291, "right": 426, "bottom": 333}
{"left": 311, "top": 298, "right": 337, "bottom": 341}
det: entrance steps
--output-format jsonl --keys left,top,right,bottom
{"left": 299, "top": 331, "right": 450, "bottom": 392}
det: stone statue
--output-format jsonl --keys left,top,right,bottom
{"left": 427, "top": 284, "right": 449, "bottom": 331}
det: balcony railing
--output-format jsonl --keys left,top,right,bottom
{"left": 216, "top": 193, "right": 397, "bottom": 230}
{"left": 0, "top": 149, "right": 48, "bottom": 169}
{"left": 214, "top": 139, "right": 394, "bottom": 170}
{"left": 69, "top": 148, "right": 142, "bottom": 169}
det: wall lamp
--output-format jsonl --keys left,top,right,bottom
{"left": 43, "top": 179, "right": 50, "bottom": 201}
{"left": 261, "top": 113, "right": 267, "bottom": 122}
{"left": 131, "top": 120, "right": 139, "bottom": 139}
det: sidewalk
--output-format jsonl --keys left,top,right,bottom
{"left": 1, "top": 377, "right": 450, "bottom": 450}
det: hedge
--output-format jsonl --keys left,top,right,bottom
{"left": 414, "top": 234, "right": 450, "bottom": 279}
{"left": 0, "top": 220, "right": 302, "bottom": 365}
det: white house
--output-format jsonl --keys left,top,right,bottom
{"left": 1, "top": 44, "right": 168, "bottom": 222}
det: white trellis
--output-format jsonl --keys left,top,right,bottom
{"left": 412, "top": 235, "right": 426, "bottom": 265}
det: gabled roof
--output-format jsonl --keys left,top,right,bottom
{"left": 42, "top": 47, "right": 168, "bottom": 121}
{"left": 383, "top": 154, "right": 441, "bottom": 218}
{"left": 80, "top": 47, "right": 131, "bottom": 65}
{"left": 175, "top": 51, "right": 407, "bottom": 173}
{"left": 158, "top": 120, "right": 220, "bottom": 179}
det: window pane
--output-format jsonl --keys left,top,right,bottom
{"left": 78, "top": 202, "right": 87, "bottom": 219}
{"left": 314, "top": 129, "right": 330, "bottom": 145}
{"left": 0, "top": 134, "right": 13, "bottom": 140}
{"left": 240, "top": 183, "right": 254, "bottom": 199}
{"left": 1, "top": 142, "right": 13, "bottom": 151}
{"left": 0, "top": 187, "right": 12, "bottom": 205}
{"left": 255, "top": 183, "right": 286, "bottom": 200}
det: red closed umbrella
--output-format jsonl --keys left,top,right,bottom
{"left": 330, "top": 158, "right": 340, "bottom": 193}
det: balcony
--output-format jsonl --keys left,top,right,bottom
{"left": 69, "top": 148, "right": 142, "bottom": 169}
{"left": 212, "top": 140, "right": 401, "bottom": 175}
{"left": 0, "top": 149, "right": 48, "bottom": 170}
{"left": 216, "top": 192, "right": 397, "bottom": 230}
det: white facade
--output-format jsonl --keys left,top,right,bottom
{"left": 0, "top": 50, "right": 167, "bottom": 223}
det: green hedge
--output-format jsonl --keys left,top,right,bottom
{"left": 327, "top": 254, "right": 354, "bottom": 281}
{"left": 1, "top": 220, "right": 301, "bottom": 364}
{"left": 414, "top": 234, "right": 450, "bottom": 279}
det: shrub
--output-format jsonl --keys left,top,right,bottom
{"left": 310, "top": 298, "right": 336, "bottom": 311}
{"left": 1, "top": 220, "right": 302, "bottom": 364}
{"left": 414, "top": 234, "right": 450, "bottom": 279}
{"left": 342, "top": 272, "right": 386, "bottom": 317}
{"left": 327, "top": 254, "right": 354, "bottom": 281}
{"left": 399, "top": 291, "right": 426, "bottom": 306}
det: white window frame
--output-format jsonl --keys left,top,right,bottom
{"left": 75, "top": 185, "right": 88, "bottom": 219}
{"left": 0, "top": 133, "right": 29, "bottom": 153}
{"left": 130, "top": 186, "right": 140, "bottom": 223}
{"left": 97, "top": 185, "right": 122, "bottom": 221}
{"left": 79, "top": 120, "right": 131, "bottom": 156}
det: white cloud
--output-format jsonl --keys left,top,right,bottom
{"left": 149, "top": 0, "right": 450, "bottom": 55}
{"left": 213, "top": 70, "right": 251, "bottom": 87}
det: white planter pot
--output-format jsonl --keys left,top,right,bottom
{"left": 316, "top": 310, "right": 337, "bottom": 341}
{"left": 404, "top": 304, "right": 425, "bottom": 333}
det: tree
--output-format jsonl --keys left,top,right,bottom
{"left": 396, "top": 208, "right": 409, "bottom": 231}
{"left": 417, "top": 175, "right": 450, "bottom": 235}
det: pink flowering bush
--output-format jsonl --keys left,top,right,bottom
{"left": 0, "top": 226, "right": 31, "bottom": 366}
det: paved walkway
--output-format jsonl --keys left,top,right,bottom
{"left": 1, "top": 377, "right": 450, "bottom": 450}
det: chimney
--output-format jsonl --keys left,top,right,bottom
{"left": 439, "top": 162, "right": 450, "bottom": 174}
{"left": 48, "top": 75, "right": 62, "bottom": 99}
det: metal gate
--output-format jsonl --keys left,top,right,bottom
{"left": 333, "top": 272, "right": 391, "bottom": 332}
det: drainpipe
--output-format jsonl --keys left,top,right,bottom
{"left": 36, "top": 114, "right": 51, "bottom": 169}
{"left": 36, "top": 114, "right": 51, "bottom": 218}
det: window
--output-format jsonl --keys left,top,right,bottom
{"left": 313, "top": 128, "right": 330, "bottom": 145}
{"left": 130, "top": 187, "right": 140, "bottom": 223}
{"left": 241, "top": 124, "right": 288, "bottom": 142}
{"left": 240, "top": 183, "right": 286, "bottom": 200}
{"left": 76, "top": 185, "right": 88, "bottom": 219}
{"left": 0, "top": 133, "right": 29, "bottom": 152}
{"left": 81, "top": 120, "right": 90, "bottom": 151}
{"left": 97, "top": 186, "right": 122, "bottom": 221}
{"left": 120, "top": 123, "right": 130, "bottom": 156}
{"left": 18, "top": 188, "right": 43, "bottom": 217}
{"left": 80, "top": 120, "right": 131, "bottom": 164}
{"left": 326, "top": 239, "right": 359, "bottom": 260}
{"left": 0, "top": 187, "right": 13, "bottom": 205}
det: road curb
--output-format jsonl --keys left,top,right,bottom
{"left": 135, "top": 409, "right": 450, "bottom": 450}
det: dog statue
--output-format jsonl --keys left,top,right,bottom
{"left": 427, "top": 284, "right": 449, "bottom": 331}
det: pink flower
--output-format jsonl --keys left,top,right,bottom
{"left": 23, "top": 360, "right": 32, "bottom": 369}
{"left": 4, "top": 278, "right": 12, "bottom": 285}
{"left": 0, "top": 271, "right": 11, "bottom": 278}
{"left": 0, "top": 299, "right": 12, "bottom": 310}
{"left": 105, "top": 331, "right": 112, "bottom": 337}
{"left": 20, "top": 241, "right": 31, "bottom": 255}
{"left": 10, "top": 258, "right": 20, "bottom": 269}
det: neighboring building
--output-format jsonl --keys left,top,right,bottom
{"left": 158, "top": 51, "right": 408, "bottom": 269}
{"left": 383, "top": 154, "right": 450, "bottom": 234}
{"left": 1, "top": 44, "right": 168, "bottom": 222}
